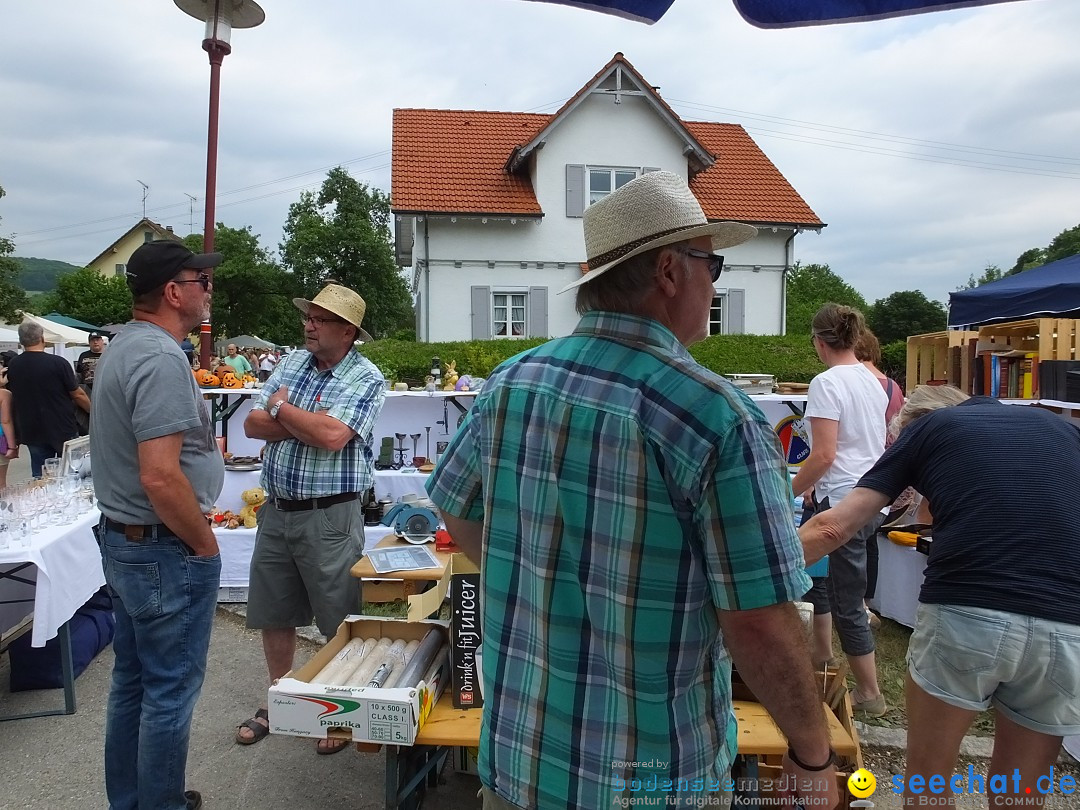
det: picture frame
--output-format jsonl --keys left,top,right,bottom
{"left": 61, "top": 435, "right": 91, "bottom": 478}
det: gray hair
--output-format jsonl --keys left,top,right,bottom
{"left": 889, "top": 384, "right": 970, "bottom": 439}
{"left": 575, "top": 242, "right": 693, "bottom": 315}
{"left": 18, "top": 322, "right": 44, "bottom": 348}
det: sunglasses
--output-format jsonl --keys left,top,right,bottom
{"left": 679, "top": 248, "right": 724, "bottom": 282}
{"left": 173, "top": 273, "right": 211, "bottom": 291}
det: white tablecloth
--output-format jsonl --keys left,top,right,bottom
{"left": 0, "top": 510, "right": 105, "bottom": 648}
{"left": 868, "top": 535, "right": 926, "bottom": 629}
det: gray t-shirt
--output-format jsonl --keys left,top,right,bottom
{"left": 90, "top": 321, "right": 224, "bottom": 524}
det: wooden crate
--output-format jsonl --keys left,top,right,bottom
{"left": 977, "top": 318, "right": 1080, "bottom": 361}
{"left": 906, "top": 330, "right": 978, "bottom": 392}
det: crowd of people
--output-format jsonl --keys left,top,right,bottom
{"left": 8, "top": 170, "right": 1078, "bottom": 809}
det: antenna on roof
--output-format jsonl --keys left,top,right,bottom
{"left": 137, "top": 180, "right": 149, "bottom": 219}
{"left": 184, "top": 193, "right": 197, "bottom": 235}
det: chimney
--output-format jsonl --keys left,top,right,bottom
{"left": 165, "top": 225, "right": 174, "bottom": 232}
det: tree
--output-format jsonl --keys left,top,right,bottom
{"left": 1007, "top": 248, "right": 1045, "bottom": 276}
{"left": 183, "top": 227, "right": 298, "bottom": 346}
{"left": 279, "top": 168, "right": 413, "bottom": 339}
{"left": 785, "top": 262, "right": 867, "bottom": 335}
{"left": 957, "top": 264, "right": 1004, "bottom": 290}
{"left": 46, "top": 267, "right": 132, "bottom": 326}
{"left": 1043, "top": 223, "right": 1080, "bottom": 265}
{"left": 867, "top": 290, "right": 947, "bottom": 344}
{"left": 0, "top": 185, "right": 30, "bottom": 321}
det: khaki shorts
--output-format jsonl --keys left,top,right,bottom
{"left": 245, "top": 498, "right": 363, "bottom": 637}
{"left": 908, "top": 602, "right": 1080, "bottom": 736}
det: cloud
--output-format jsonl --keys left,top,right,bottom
{"left": 2, "top": 0, "right": 1077, "bottom": 306}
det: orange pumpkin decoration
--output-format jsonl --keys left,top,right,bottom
{"left": 215, "top": 364, "right": 233, "bottom": 379}
{"left": 195, "top": 369, "right": 217, "bottom": 387}
{"left": 221, "top": 371, "right": 242, "bottom": 389}
{"left": 203, "top": 373, "right": 220, "bottom": 387}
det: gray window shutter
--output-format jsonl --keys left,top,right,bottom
{"left": 566, "top": 164, "right": 585, "bottom": 218}
{"left": 528, "top": 286, "right": 548, "bottom": 338}
{"left": 727, "top": 289, "right": 745, "bottom": 335}
{"left": 414, "top": 292, "right": 422, "bottom": 340}
{"left": 471, "top": 286, "right": 491, "bottom": 339}
{"left": 643, "top": 166, "right": 661, "bottom": 174}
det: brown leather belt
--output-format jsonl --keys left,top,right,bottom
{"left": 102, "top": 517, "right": 178, "bottom": 542}
{"left": 273, "top": 491, "right": 361, "bottom": 512}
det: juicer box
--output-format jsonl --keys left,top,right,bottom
{"left": 451, "top": 554, "right": 483, "bottom": 709}
{"left": 268, "top": 616, "right": 449, "bottom": 746}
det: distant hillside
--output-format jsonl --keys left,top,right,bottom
{"left": 14, "top": 257, "right": 82, "bottom": 292}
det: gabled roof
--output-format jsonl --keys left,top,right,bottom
{"left": 391, "top": 54, "right": 823, "bottom": 229}
{"left": 392, "top": 109, "right": 549, "bottom": 217}
{"left": 685, "top": 122, "right": 822, "bottom": 227}
{"left": 506, "top": 53, "right": 713, "bottom": 175}
{"left": 86, "top": 218, "right": 183, "bottom": 268}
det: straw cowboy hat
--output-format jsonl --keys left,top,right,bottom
{"left": 560, "top": 170, "right": 758, "bottom": 293}
{"left": 293, "top": 284, "right": 374, "bottom": 343}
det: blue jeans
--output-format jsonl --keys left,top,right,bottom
{"left": 98, "top": 521, "right": 221, "bottom": 810}
{"left": 26, "top": 443, "right": 62, "bottom": 479}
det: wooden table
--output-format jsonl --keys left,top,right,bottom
{"left": 382, "top": 694, "right": 858, "bottom": 809}
{"left": 350, "top": 534, "right": 452, "bottom": 601}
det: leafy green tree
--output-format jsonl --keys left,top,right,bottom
{"left": 279, "top": 167, "right": 413, "bottom": 339}
{"left": 0, "top": 186, "right": 30, "bottom": 321}
{"left": 183, "top": 227, "right": 298, "bottom": 346}
{"left": 1044, "top": 223, "right": 1080, "bottom": 265}
{"left": 957, "top": 264, "right": 1004, "bottom": 290}
{"left": 867, "top": 290, "right": 947, "bottom": 344}
{"left": 47, "top": 267, "right": 132, "bottom": 326}
{"left": 1007, "top": 248, "right": 1045, "bottom": 276}
{"left": 785, "top": 262, "right": 867, "bottom": 335}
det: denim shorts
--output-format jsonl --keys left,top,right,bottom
{"left": 908, "top": 602, "right": 1080, "bottom": 735}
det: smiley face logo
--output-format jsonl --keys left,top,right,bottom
{"left": 848, "top": 768, "right": 877, "bottom": 798}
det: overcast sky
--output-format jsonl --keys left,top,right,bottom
{"left": 2, "top": 0, "right": 1077, "bottom": 305}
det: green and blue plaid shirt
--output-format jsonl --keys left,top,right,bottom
{"left": 428, "top": 311, "right": 811, "bottom": 808}
{"left": 257, "top": 349, "right": 384, "bottom": 500}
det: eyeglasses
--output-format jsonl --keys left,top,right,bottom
{"left": 678, "top": 248, "right": 724, "bottom": 282}
{"left": 302, "top": 314, "right": 347, "bottom": 327}
{"left": 172, "top": 273, "right": 211, "bottom": 291}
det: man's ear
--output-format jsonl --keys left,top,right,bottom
{"left": 653, "top": 247, "right": 684, "bottom": 298}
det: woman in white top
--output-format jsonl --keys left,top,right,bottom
{"left": 791, "top": 304, "right": 889, "bottom": 717}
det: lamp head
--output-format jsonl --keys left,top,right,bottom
{"left": 174, "top": 0, "right": 265, "bottom": 45}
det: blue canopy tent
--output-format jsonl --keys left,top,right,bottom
{"left": 524, "top": 0, "right": 1029, "bottom": 26}
{"left": 948, "top": 254, "right": 1080, "bottom": 328}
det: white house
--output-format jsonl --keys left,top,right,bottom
{"left": 392, "top": 53, "right": 824, "bottom": 342}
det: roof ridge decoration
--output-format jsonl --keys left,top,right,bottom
{"left": 504, "top": 52, "right": 715, "bottom": 176}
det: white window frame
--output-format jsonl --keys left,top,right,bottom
{"left": 588, "top": 166, "right": 640, "bottom": 206}
{"left": 709, "top": 294, "right": 726, "bottom": 336}
{"left": 492, "top": 291, "right": 527, "bottom": 338}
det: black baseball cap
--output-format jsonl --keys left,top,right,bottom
{"left": 88, "top": 331, "right": 104, "bottom": 340}
{"left": 126, "top": 241, "right": 223, "bottom": 295}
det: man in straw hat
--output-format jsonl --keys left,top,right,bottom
{"left": 91, "top": 239, "right": 224, "bottom": 810}
{"left": 428, "top": 171, "right": 837, "bottom": 808}
{"left": 236, "top": 282, "right": 384, "bottom": 753}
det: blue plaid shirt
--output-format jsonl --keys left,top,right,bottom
{"left": 428, "top": 311, "right": 811, "bottom": 808}
{"left": 257, "top": 349, "right": 384, "bottom": 500}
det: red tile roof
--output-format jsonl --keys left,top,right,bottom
{"left": 685, "top": 122, "right": 823, "bottom": 227}
{"left": 392, "top": 109, "right": 549, "bottom": 216}
{"left": 391, "top": 55, "right": 823, "bottom": 228}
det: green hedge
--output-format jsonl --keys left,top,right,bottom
{"left": 358, "top": 334, "right": 825, "bottom": 387}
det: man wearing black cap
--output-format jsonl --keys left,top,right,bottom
{"left": 73, "top": 330, "right": 106, "bottom": 435}
{"left": 90, "top": 240, "right": 225, "bottom": 810}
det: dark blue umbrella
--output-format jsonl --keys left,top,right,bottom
{"left": 523, "top": 0, "right": 1028, "bottom": 26}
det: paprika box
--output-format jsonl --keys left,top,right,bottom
{"left": 268, "top": 616, "right": 449, "bottom": 746}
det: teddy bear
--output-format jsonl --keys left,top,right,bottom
{"left": 238, "top": 487, "right": 267, "bottom": 529}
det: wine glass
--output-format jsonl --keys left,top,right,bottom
{"left": 67, "top": 449, "right": 86, "bottom": 478}
{"left": 0, "top": 487, "right": 10, "bottom": 550}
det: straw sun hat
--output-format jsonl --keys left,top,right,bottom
{"left": 293, "top": 284, "right": 374, "bottom": 343}
{"left": 560, "top": 171, "right": 758, "bottom": 293}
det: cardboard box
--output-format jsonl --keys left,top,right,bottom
{"left": 451, "top": 554, "right": 483, "bottom": 709}
{"left": 268, "top": 616, "right": 449, "bottom": 745}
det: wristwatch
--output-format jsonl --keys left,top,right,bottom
{"left": 268, "top": 400, "right": 284, "bottom": 420}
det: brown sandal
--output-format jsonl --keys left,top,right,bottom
{"left": 235, "top": 708, "right": 270, "bottom": 745}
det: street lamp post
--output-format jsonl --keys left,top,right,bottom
{"left": 174, "top": 0, "right": 265, "bottom": 370}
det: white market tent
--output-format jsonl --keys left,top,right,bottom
{"left": 20, "top": 313, "right": 90, "bottom": 346}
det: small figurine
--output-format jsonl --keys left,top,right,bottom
{"left": 455, "top": 374, "right": 472, "bottom": 392}
{"left": 238, "top": 487, "right": 267, "bottom": 529}
{"left": 443, "top": 360, "right": 459, "bottom": 391}
{"left": 425, "top": 374, "right": 437, "bottom": 393}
